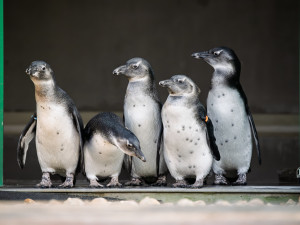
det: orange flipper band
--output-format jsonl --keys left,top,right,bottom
{"left": 205, "top": 116, "right": 208, "bottom": 122}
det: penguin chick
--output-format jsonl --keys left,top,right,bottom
{"left": 192, "top": 47, "right": 261, "bottom": 185}
{"left": 17, "top": 61, "right": 83, "bottom": 188}
{"left": 113, "top": 58, "right": 168, "bottom": 186}
{"left": 159, "top": 75, "right": 220, "bottom": 188}
{"left": 84, "top": 112, "right": 145, "bottom": 188}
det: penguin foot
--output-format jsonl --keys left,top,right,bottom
{"left": 151, "top": 175, "right": 167, "bottom": 186}
{"left": 89, "top": 179, "right": 104, "bottom": 188}
{"left": 191, "top": 179, "right": 204, "bottom": 188}
{"left": 59, "top": 175, "right": 74, "bottom": 188}
{"left": 173, "top": 180, "right": 189, "bottom": 188}
{"left": 36, "top": 172, "right": 52, "bottom": 188}
{"left": 214, "top": 174, "right": 229, "bottom": 185}
{"left": 125, "top": 178, "right": 143, "bottom": 186}
{"left": 233, "top": 173, "right": 247, "bottom": 185}
{"left": 107, "top": 177, "right": 122, "bottom": 188}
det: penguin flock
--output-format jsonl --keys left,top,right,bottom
{"left": 17, "top": 47, "right": 261, "bottom": 188}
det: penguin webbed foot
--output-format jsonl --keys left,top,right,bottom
{"left": 58, "top": 174, "right": 74, "bottom": 188}
{"left": 125, "top": 178, "right": 143, "bottom": 186}
{"left": 151, "top": 175, "right": 167, "bottom": 186}
{"left": 106, "top": 177, "right": 122, "bottom": 188}
{"left": 36, "top": 172, "right": 52, "bottom": 188}
{"left": 191, "top": 179, "right": 204, "bottom": 189}
{"left": 172, "top": 180, "right": 189, "bottom": 188}
{"left": 89, "top": 179, "right": 104, "bottom": 188}
{"left": 214, "top": 174, "right": 229, "bottom": 185}
{"left": 232, "top": 173, "right": 247, "bottom": 186}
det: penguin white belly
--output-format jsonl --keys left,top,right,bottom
{"left": 84, "top": 133, "right": 124, "bottom": 180}
{"left": 35, "top": 102, "right": 79, "bottom": 175}
{"left": 162, "top": 104, "right": 213, "bottom": 180}
{"left": 207, "top": 86, "right": 252, "bottom": 175}
{"left": 124, "top": 95, "right": 161, "bottom": 177}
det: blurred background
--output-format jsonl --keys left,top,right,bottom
{"left": 3, "top": 0, "right": 299, "bottom": 185}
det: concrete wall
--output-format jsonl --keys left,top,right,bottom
{"left": 4, "top": 0, "right": 299, "bottom": 113}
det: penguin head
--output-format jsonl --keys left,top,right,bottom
{"left": 25, "top": 61, "right": 54, "bottom": 82}
{"left": 112, "top": 58, "right": 154, "bottom": 81}
{"left": 159, "top": 75, "right": 200, "bottom": 96}
{"left": 115, "top": 132, "right": 146, "bottom": 162}
{"left": 191, "top": 47, "right": 241, "bottom": 74}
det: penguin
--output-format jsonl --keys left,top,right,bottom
{"left": 17, "top": 61, "right": 83, "bottom": 188}
{"left": 84, "top": 112, "right": 146, "bottom": 188}
{"left": 159, "top": 75, "right": 220, "bottom": 188}
{"left": 113, "top": 57, "right": 168, "bottom": 186}
{"left": 191, "top": 47, "right": 261, "bottom": 185}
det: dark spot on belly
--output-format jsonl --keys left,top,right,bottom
{"left": 186, "top": 138, "right": 189, "bottom": 141}
{"left": 194, "top": 142, "right": 197, "bottom": 145}
{"left": 211, "top": 104, "right": 213, "bottom": 106}
{"left": 195, "top": 129, "right": 198, "bottom": 132}
{"left": 57, "top": 131, "right": 59, "bottom": 135}
{"left": 193, "top": 165, "right": 196, "bottom": 168}
{"left": 231, "top": 109, "right": 234, "bottom": 112}
{"left": 99, "top": 152, "right": 102, "bottom": 154}
{"left": 218, "top": 95, "right": 220, "bottom": 98}
{"left": 40, "top": 106, "right": 45, "bottom": 109}
{"left": 133, "top": 105, "right": 136, "bottom": 107}
{"left": 48, "top": 107, "right": 51, "bottom": 110}
{"left": 220, "top": 143, "right": 223, "bottom": 146}
{"left": 168, "top": 125, "right": 170, "bottom": 128}
{"left": 176, "top": 149, "right": 179, "bottom": 152}
{"left": 225, "top": 140, "right": 228, "bottom": 143}
{"left": 232, "top": 123, "right": 234, "bottom": 127}
{"left": 143, "top": 104, "right": 145, "bottom": 107}
{"left": 190, "top": 151, "right": 194, "bottom": 154}
{"left": 178, "top": 160, "right": 181, "bottom": 163}
{"left": 105, "top": 164, "right": 107, "bottom": 167}
{"left": 189, "top": 126, "right": 192, "bottom": 129}
{"left": 177, "top": 130, "right": 180, "bottom": 133}
{"left": 167, "top": 121, "right": 169, "bottom": 123}
{"left": 154, "top": 140, "right": 157, "bottom": 143}
{"left": 188, "top": 166, "right": 192, "bottom": 169}
{"left": 197, "top": 138, "right": 200, "bottom": 141}
{"left": 182, "top": 126, "right": 185, "bottom": 131}
{"left": 222, "top": 93, "right": 225, "bottom": 96}
{"left": 60, "top": 148, "right": 64, "bottom": 151}
{"left": 234, "top": 136, "right": 237, "bottom": 140}
{"left": 178, "top": 155, "right": 182, "bottom": 158}
{"left": 190, "top": 139, "right": 193, "bottom": 143}
{"left": 138, "top": 124, "right": 141, "bottom": 127}
{"left": 216, "top": 120, "right": 218, "bottom": 123}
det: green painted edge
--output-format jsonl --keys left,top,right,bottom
{"left": 0, "top": 0, "right": 3, "bottom": 186}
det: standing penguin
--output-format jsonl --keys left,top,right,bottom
{"left": 159, "top": 75, "right": 220, "bottom": 188}
{"left": 84, "top": 112, "right": 146, "bottom": 188}
{"left": 17, "top": 61, "right": 83, "bottom": 188}
{"left": 113, "top": 58, "right": 167, "bottom": 186}
{"left": 192, "top": 47, "right": 261, "bottom": 185}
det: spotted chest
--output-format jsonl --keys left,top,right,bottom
{"left": 35, "top": 102, "right": 80, "bottom": 174}
{"left": 207, "top": 86, "right": 252, "bottom": 172}
{"left": 124, "top": 93, "right": 162, "bottom": 177}
{"left": 161, "top": 101, "right": 212, "bottom": 179}
{"left": 84, "top": 133, "right": 124, "bottom": 180}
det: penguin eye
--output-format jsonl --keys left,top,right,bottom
{"left": 177, "top": 78, "right": 184, "bottom": 84}
{"left": 213, "top": 50, "right": 222, "bottom": 56}
{"left": 126, "top": 140, "right": 133, "bottom": 148}
{"left": 42, "top": 67, "right": 46, "bottom": 71}
{"left": 131, "top": 64, "right": 139, "bottom": 70}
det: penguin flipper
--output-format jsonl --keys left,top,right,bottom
{"left": 236, "top": 84, "right": 261, "bottom": 165}
{"left": 123, "top": 154, "right": 132, "bottom": 175}
{"left": 17, "top": 113, "right": 37, "bottom": 169}
{"left": 156, "top": 123, "right": 163, "bottom": 176}
{"left": 71, "top": 107, "right": 85, "bottom": 174}
{"left": 197, "top": 105, "right": 220, "bottom": 161}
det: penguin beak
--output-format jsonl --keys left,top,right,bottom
{"left": 191, "top": 51, "right": 211, "bottom": 59}
{"left": 134, "top": 147, "right": 146, "bottom": 162}
{"left": 159, "top": 79, "right": 172, "bottom": 87}
{"left": 113, "top": 65, "right": 126, "bottom": 76}
{"left": 25, "top": 67, "right": 31, "bottom": 75}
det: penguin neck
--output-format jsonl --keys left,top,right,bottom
{"left": 33, "top": 79, "right": 57, "bottom": 102}
{"left": 211, "top": 69, "right": 240, "bottom": 89}
{"left": 127, "top": 76, "right": 156, "bottom": 96}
